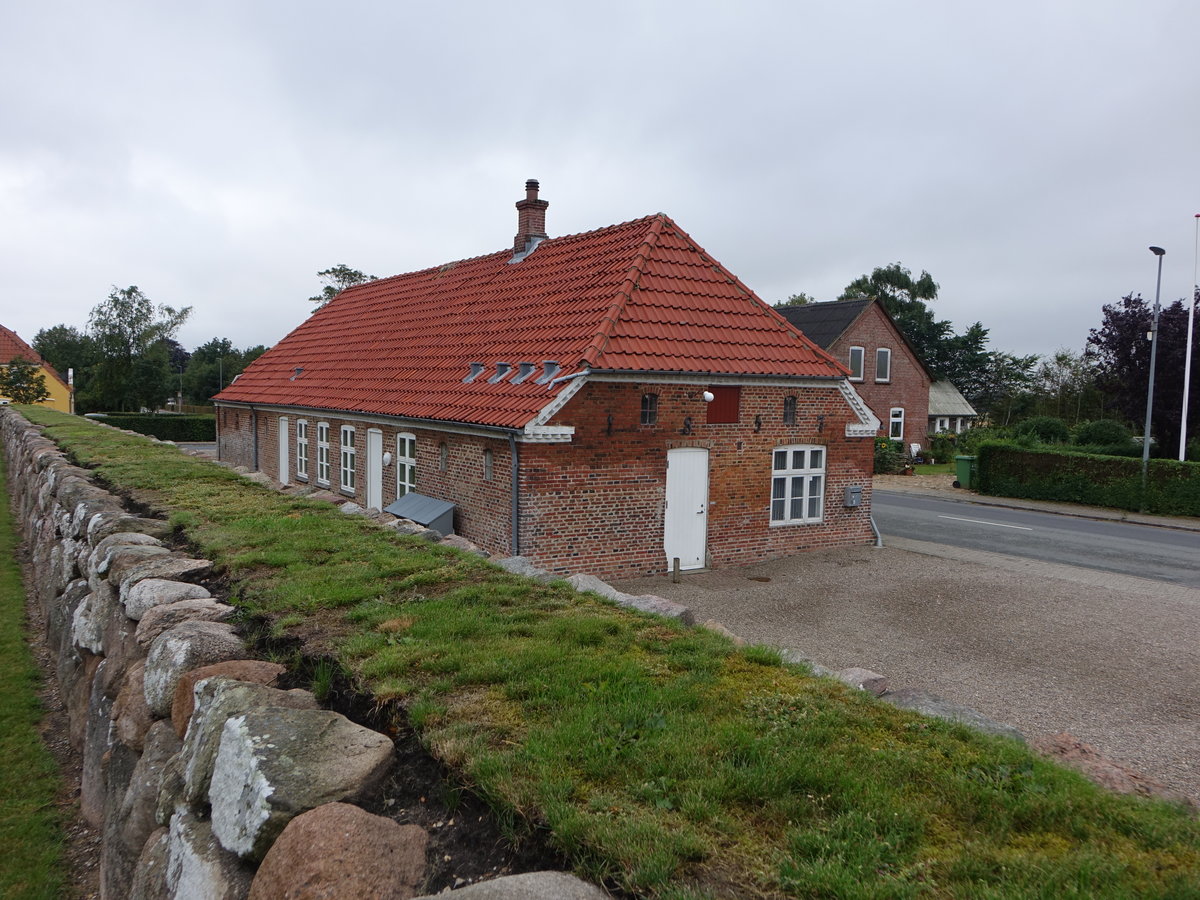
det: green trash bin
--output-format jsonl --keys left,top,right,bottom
{"left": 954, "top": 455, "right": 976, "bottom": 489}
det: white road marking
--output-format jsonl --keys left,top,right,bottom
{"left": 937, "top": 514, "right": 1032, "bottom": 531}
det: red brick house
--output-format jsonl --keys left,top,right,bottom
{"left": 778, "top": 299, "right": 932, "bottom": 451}
{"left": 215, "top": 182, "right": 879, "bottom": 578}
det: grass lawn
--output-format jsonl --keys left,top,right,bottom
{"left": 15, "top": 407, "right": 1200, "bottom": 899}
{"left": 0, "top": 434, "right": 67, "bottom": 899}
{"left": 913, "top": 463, "right": 955, "bottom": 476}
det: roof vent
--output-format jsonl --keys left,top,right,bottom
{"left": 290, "top": 366, "right": 304, "bottom": 381}
{"left": 463, "top": 362, "right": 485, "bottom": 383}
{"left": 488, "top": 362, "right": 512, "bottom": 384}
{"left": 534, "top": 360, "right": 561, "bottom": 385}
{"left": 511, "top": 362, "right": 537, "bottom": 384}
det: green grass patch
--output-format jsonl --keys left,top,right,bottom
{"left": 914, "top": 463, "right": 954, "bottom": 476}
{"left": 0, "top": 433, "right": 67, "bottom": 899}
{"left": 16, "top": 407, "right": 1200, "bottom": 898}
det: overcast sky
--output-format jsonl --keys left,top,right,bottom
{"left": 3, "top": 1, "right": 1198, "bottom": 365}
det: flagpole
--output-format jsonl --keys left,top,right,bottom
{"left": 1182, "top": 215, "right": 1199, "bottom": 461}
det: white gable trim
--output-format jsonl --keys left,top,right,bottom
{"left": 838, "top": 381, "right": 881, "bottom": 437}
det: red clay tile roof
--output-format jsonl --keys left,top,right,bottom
{"left": 0, "top": 325, "right": 68, "bottom": 387}
{"left": 216, "top": 214, "right": 846, "bottom": 429}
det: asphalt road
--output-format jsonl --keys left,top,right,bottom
{"left": 873, "top": 489, "right": 1200, "bottom": 588}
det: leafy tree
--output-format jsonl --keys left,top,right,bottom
{"left": 85, "top": 286, "right": 191, "bottom": 412}
{"left": 838, "top": 263, "right": 990, "bottom": 384}
{"left": 1028, "top": 349, "right": 1102, "bottom": 425}
{"left": 965, "top": 351, "right": 1040, "bottom": 424}
{"left": 182, "top": 338, "right": 267, "bottom": 404}
{"left": 308, "top": 264, "right": 378, "bottom": 309}
{"left": 0, "top": 357, "right": 50, "bottom": 404}
{"left": 1012, "top": 415, "right": 1070, "bottom": 444}
{"left": 33, "top": 324, "right": 99, "bottom": 399}
{"left": 1086, "top": 290, "right": 1200, "bottom": 456}
{"left": 774, "top": 292, "right": 817, "bottom": 308}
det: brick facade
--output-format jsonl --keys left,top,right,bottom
{"left": 828, "top": 304, "right": 930, "bottom": 448}
{"left": 217, "top": 378, "right": 874, "bottom": 579}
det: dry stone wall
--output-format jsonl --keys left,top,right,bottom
{"left": 2, "top": 410, "right": 605, "bottom": 900}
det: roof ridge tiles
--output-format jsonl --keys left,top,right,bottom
{"left": 579, "top": 215, "right": 667, "bottom": 369}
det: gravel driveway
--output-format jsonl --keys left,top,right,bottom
{"left": 615, "top": 539, "right": 1200, "bottom": 805}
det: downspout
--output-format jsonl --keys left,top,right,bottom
{"left": 869, "top": 513, "right": 884, "bottom": 548}
{"left": 547, "top": 368, "right": 589, "bottom": 388}
{"left": 215, "top": 404, "right": 222, "bottom": 462}
{"left": 509, "top": 433, "right": 520, "bottom": 556}
{"left": 251, "top": 406, "right": 259, "bottom": 471}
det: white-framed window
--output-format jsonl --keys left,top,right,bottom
{"left": 340, "top": 426, "right": 356, "bottom": 491}
{"left": 770, "top": 445, "right": 825, "bottom": 525}
{"left": 848, "top": 346, "right": 865, "bottom": 381}
{"left": 296, "top": 419, "right": 309, "bottom": 478}
{"left": 316, "top": 422, "right": 331, "bottom": 485}
{"left": 875, "top": 348, "right": 892, "bottom": 383}
{"left": 396, "top": 432, "right": 416, "bottom": 498}
{"left": 936, "top": 417, "right": 949, "bottom": 433}
{"left": 890, "top": 407, "right": 905, "bottom": 440}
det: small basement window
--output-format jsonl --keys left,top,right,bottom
{"left": 783, "top": 395, "right": 797, "bottom": 425}
{"left": 641, "top": 393, "right": 658, "bottom": 426}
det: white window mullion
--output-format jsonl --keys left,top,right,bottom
{"left": 770, "top": 444, "right": 826, "bottom": 525}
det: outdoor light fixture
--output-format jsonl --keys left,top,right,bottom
{"left": 702, "top": 390, "right": 715, "bottom": 403}
{"left": 1141, "top": 246, "right": 1165, "bottom": 504}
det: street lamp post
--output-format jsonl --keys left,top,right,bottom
{"left": 1141, "top": 246, "right": 1165, "bottom": 505}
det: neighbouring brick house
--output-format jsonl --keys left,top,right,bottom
{"left": 215, "top": 182, "right": 879, "bottom": 578}
{"left": 778, "top": 299, "right": 932, "bottom": 451}
{"left": 0, "top": 324, "right": 73, "bottom": 413}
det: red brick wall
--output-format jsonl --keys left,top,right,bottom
{"left": 830, "top": 305, "right": 930, "bottom": 447}
{"left": 218, "top": 382, "right": 875, "bottom": 580}
{"left": 519, "top": 381, "right": 874, "bottom": 578}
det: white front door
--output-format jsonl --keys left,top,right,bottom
{"left": 366, "top": 428, "right": 383, "bottom": 511}
{"left": 664, "top": 447, "right": 708, "bottom": 570}
{"left": 277, "top": 417, "right": 290, "bottom": 485}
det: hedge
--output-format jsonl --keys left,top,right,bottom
{"left": 975, "top": 441, "right": 1200, "bottom": 517}
{"left": 90, "top": 413, "right": 215, "bottom": 442}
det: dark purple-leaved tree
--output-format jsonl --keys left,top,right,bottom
{"left": 1086, "top": 289, "right": 1200, "bottom": 455}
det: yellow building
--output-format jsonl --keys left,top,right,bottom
{"left": 0, "top": 325, "right": 73, "bottom": 413}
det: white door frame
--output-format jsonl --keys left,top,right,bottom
{"left": 664, "top": 447, "right": 709, "bottom": 570}
{"left": 277, "top": 417, "right": 290, "bottom": 485}
{"left": 366, "top": 428, "right": 384, "bottom": 511}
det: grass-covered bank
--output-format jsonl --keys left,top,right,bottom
{"left": 14, "top": 407, "right": 1200, "bottom": 899}
{"left": 0, "top": 433, "right": 67, "bottom": 899}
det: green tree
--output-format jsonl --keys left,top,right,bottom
{"left": 0, "top": 357, "right": 50, "bottom": 404}
{"left": 839, "top": 263, "right": 992, "bottom": 382}
{"left": 183, "top": 338, "right": 267, "bottom": 404}
{"left": 967, "top": 351, "right": 1040, "bottom": 424}
{"left": 86, "top": 286, "right": 191, "bottom": 412}
{"left": 32, "top": 324, "right": 99, "bottom": 400}
{"left": 308, "top": 264, "right": 377, "bottom": 309}
{"left": 773, "top": 292, "right": 817, "bottom": 308}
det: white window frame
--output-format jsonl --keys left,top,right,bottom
{"left": 340, "top": 425, "right": 356, "bottom": 492}
{"left": 890, "top": 407, "right": 905, "bottom": 440}
{"left": 848, "top": 346, "right": 865, "bottom": 381}
{"left": 396, "top": 432, "right": 416, "bottom": 498}
{"left": 935, "top": 417, "right": 949, "bottom": 433}
{"left": 316, "top": 422, "right": 331, "bottom": 485}
{"left": 296, "top": 419, "right": 309, "bottom": 479}
{"left": 770, "top": 445, "right": 825, "bottom": 525}
{"left": 875, "top": 348, "right": 892, "bottom": 383}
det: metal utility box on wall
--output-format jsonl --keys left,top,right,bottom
{"left": 843, "top": 485, "right": 863, "bottom": 507}
{"left": 384, "top": 493, "right": 456, "bottom": 536}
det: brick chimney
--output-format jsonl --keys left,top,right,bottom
{"left": 513, "top": 179, "right": 549, "bottom": 254}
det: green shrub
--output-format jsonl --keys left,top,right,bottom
{"left": 874, "top": 435, "right": 904, "bottom": 474}
{"left": 1012, "top": 416, "right": 1070, "bottom": 444}
{"left": 975, "top": 442, "right": 1200, "bottom": 516}
{"left": 927, "top": 432, "right": 959, "bottom": 464}
{"left": 1073, "top": 419, "right": 1132, "bottom": 447}
{"left": 91, "top": 413, "right": 215, "bottom": 441}
{"left": 956, "top": 425, "right": 1011, "bottom": 455}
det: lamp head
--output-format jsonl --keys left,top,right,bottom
{"left": 1149, "top": 246, "right": 1165, "bottom": 257}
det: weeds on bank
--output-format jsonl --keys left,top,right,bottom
{"left": 0, "top": 433, "right": 66, "bottom": 899}
{"left": 16, "top": 408, "right": 1200, "bottom": 899}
